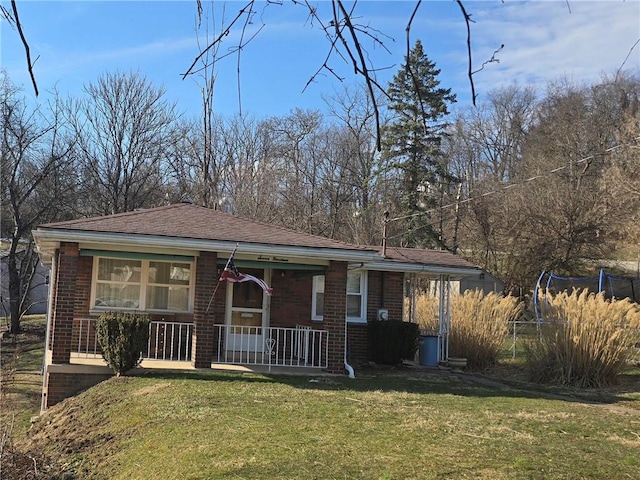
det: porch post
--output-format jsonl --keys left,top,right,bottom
{"left": 323, "top": 260, "right": 347, "bottom": 374}
{"left": 50, "top": 242, "right": 79, "bottom": 364}
{"left": 192, "top": 251, "right": 217, "bottom": 368}
{"left": 437, "top": 274, "right": 451, "bottom": 363}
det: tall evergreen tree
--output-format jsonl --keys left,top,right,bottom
{"left": 382, "top": 39, "right": 456, "bottom": 248}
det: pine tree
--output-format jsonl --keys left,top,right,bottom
{"left": 382, "top": 39, "right": 456, "bottom": 248}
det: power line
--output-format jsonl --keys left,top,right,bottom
{"left": 387, "top": 137, "right": 639, "bottom": 225}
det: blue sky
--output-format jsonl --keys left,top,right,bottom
{"left": 2, "top": 1, "right": 639, "bottom": 120}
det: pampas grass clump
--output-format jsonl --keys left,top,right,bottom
{"left": 415, "top": 290, "right": 523, "bottom": 370}
{"left": 526, "top": 290, "right": 640, "bottom": 387}
{"left": 449, "top": 291, "right": 523, "bottom": 369}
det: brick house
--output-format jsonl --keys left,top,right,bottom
{"left": 32, "top": 203, "right": 480, "bottom": 409}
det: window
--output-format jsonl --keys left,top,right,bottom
{"left": 312, "top": 270, "right": 367, "bottom": 323}
{"left": 312, "top": 276, "right": 325, "bottom": 320}
{"left": 92, "top": 257, "right": 193, "bottom": 312}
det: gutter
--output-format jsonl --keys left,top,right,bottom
{"left": 32, "top": 228, "right": 380, "bottom": 265}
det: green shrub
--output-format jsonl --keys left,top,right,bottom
{"left": 368, "top": 320, "right": 419, "bottom": 365}
{"left": 526, "top": 291, "right": 640, "bottom": 387}
{"left": 96, "top": 311, "right": 150, "bottom": 376}
{"left": 415, "top": 291, "right": 523, "bottom": 370}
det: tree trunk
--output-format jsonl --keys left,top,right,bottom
{"left": 8, "top": 249, "right": 22, "bottom": 334}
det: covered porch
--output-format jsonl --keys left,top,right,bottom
{"left": 70, "top": 317, "right": 329, "bottom": 370}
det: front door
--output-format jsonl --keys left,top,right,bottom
{"left": 225, "top": 268, "right": 270, "bottom": 353}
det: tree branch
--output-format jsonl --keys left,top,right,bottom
{"left": 405, "top": 0, "right": 430, "bottom": 134}
{"left": 182, "top": 1, "right": 256, "bottom": 79}
{"left": 456, "top": 0, "right": 475, "bottom": 105}
{"left": 3, "top": 1, "right": 39, "bottom": 96}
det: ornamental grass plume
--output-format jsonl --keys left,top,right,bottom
{"left": 526, "top": 290, "right": 640, "bottom": 387}
{"left": 415, "top": 290, "right": 523, "bottom": 369}
{"left": 413, "top": 292, "right": 439, "bottom": 332}
{"left": 449, "top": 291, "right": 523, "bottom": 369}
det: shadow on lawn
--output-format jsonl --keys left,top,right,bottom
{"left": 133, "top": 365, "right": 638, "bottom": 409}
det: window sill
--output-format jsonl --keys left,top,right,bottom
{"left": 347, "top": 318, "right": 367, "bottom": 324}
{"left": 310, "top": 317, "right": 366, "bottom": 324}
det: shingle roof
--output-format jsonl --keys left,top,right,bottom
{"left": 38, "top": 203, "right": 373, "bottom": 252}
{"left": 36, "top": 203, "right": 480, "bottom": 274}
{"left": 378, "top": 246, "right": 478, "bottom": 270}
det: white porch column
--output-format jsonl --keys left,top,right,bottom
{"left": 437, "top": 274, "right": 451, "bottom": 363}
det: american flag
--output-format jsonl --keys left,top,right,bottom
{"left": 220, "top": 257, "right": 273, "bottom": 295}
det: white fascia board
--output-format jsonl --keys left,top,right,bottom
{"left": 364, "top": 261, "right": 481, "bottom": 278}
{"left": 32, "top": 229, "right": 379, "bottom": 264}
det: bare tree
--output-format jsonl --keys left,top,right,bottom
{"left": 219, "top": 114, "right": 279, "bottom": 220}
{"left": 69, "top": 72, "right": 179, "bottom": 215}
{"left": 323, "top": 85, "right": 387, "bottom": 245}
{"left": 594, "top": 73, "right": 640, "bottom": 263}
{"left": 263, "top": 109, "right": 326, "bottom": 232}
{"left": 0, "top": 73, "right": 76, "bottom": 333}
{"left": 445, "top": 85, "right": 537, "bottom": 275}
{"left": 183, "top": 1, "right": 499, "bottom": 149}
{"left": 500, "top": 76, "right": 636, "bottom": 291}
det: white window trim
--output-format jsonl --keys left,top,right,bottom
{"left": 311, "top": 275, "right": 324, "bottom": 322}
{"left": 312, "top": 270, "right": 367, "bottom": 324}
{"left": 90, "top": 256, "right": 195, "bottom": 313}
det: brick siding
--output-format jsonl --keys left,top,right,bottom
{"left": 192, "top": 251, "right": 217, "bottom": 368}
{"left": 269, "top": 270, "right": 315, "bottom": 328}
{"left": 45, "top": 242, "right": 407, "bottom": 402}
{"left": 50, "top": 243, "right": 79, "bottom": 364}
{"left": 323, "top": 261, "right": 347, "bottom": 373}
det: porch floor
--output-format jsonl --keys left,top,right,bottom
{"left": 64, "top": 353, "right": 332, "bottom": 377}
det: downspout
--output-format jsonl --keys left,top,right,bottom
{"left": 41, "top": 251, "right": 56, "bottom": 412}
{"left": 42, "top": 253, "right": 56, "bottom": 365}
{"left": 344, "top": 315, "right": 355, "bottom": 379}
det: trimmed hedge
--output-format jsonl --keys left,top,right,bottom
{"left": 96, "top": 311, "right": 150, "bottom": 376}
{"left": 368, "top": 320, "right": 419, "bottom": 365}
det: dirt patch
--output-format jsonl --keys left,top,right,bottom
{"left": 133, "top": 382, "right": 171, "bottom": 396}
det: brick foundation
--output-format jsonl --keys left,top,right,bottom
{"left": 42, "top": 365, "right": 112, "bottom": 410}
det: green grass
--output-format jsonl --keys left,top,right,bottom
{"left": 4, "top": 316, "right": 640, "bottom": 479}
{"left": 19, "top": 370, "right": 640, "bottom": 480}
{"left": 1, "top": 315, "right": 46, "bottom": 438}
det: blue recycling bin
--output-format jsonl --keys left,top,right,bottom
{"left": 418, "top": 334, "right": 439, "bottom": 367}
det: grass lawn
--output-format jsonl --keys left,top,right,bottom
{"left": 1, "top": 316, "right": 46, "bottom": 438}
{"left": 3, "top": 316, "right": 640, "bottom": 479}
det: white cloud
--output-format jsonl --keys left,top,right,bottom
{"left": 468, "top": 1, "right": 640, "bottom": 100}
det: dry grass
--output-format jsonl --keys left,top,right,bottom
{"left": 15, "top": 371, "right": 640, "bottom": 480}
{"left": 4, "top": 316, "right": 640, "bottom": 479}
{"left": 1, "top": 317, "right": 62, "bottom": 479}
{"left": 528, "top": 290, "right": 640, "bottom": 387}
{"left": 415, "top": 291, "right": 524, "bottom": 369}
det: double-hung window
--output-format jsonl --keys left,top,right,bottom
{"left": 312, "top": 270, "right": 367, "bottom": 323}
{"left": 92, "top": 256, "right": 193, "bottom": 312}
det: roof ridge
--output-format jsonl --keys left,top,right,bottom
{"left": 42, "top": 203, "right": 185, "bottom": 228}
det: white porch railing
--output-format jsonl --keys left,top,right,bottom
{"left": 74, "top": 319, "right": 328, "bottom": 369}
{"left": 213, "top": 324, "right": 328, "bottom": 369}
{"left": 75, "top": 318, "right": 193, "bottom": 362}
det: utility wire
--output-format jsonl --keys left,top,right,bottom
{"left": 387, "top": 137, "right": 639, "bottom": 225}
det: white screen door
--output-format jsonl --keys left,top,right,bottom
{"left": 225, "top": 268, "right": 269, "bottom": 353}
